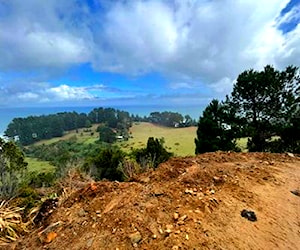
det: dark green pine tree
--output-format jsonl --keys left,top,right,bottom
{"left": 231, "top": 65, "right": 300, "bottom": 152}
{"left": 195, "top": 99, "right": 239, "bottom": 154}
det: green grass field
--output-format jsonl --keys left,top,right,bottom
{"left": 118, "top": 122, "right": 197, "bottom": 156}
{"left": 26, "top": 157, "right": 56, "bottom": 173}
{"left": 33, "top": 124, "right": 100, "bottom": 146}
{"left": 30, "top": 122, "right": 249, "bottom": 159}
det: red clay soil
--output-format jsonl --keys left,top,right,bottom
{"left": 9, "top": 152, "right": 300, "bottom": 249}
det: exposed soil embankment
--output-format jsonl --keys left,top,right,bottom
{"left": 10, "top": 152, "right": 300, "bottom": 249}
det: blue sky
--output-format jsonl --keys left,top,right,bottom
{"left": 0, "top": 0, "right": 299, "bottom": 108}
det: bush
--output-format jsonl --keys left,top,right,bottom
{"left": 133, "top": 137, "right": 173, "bottom": 168}
{"left": 27, "top": 171, "right": 56, "bottom": 188}
{"left": 17, "top": 187, "right": 40, "bottom": 214}
{"left": 83, "top": 148, "right": 125, "bottom": 181}
{"left": 117, "top": 159, "right": 140, "bottom": 180}
{"left": 0, "top": 138, "right": 28, "bottom": 199}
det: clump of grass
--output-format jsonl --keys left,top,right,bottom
{"left": 0, "top": 201, "right": 27, "bottom": 244}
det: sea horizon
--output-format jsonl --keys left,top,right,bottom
{"left": 0, "top": 105, "right": 204, "bottom": 136}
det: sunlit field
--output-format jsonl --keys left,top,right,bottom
{"left": 117, "top": 122, "right": 197, "bottom": 156}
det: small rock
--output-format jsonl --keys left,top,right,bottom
{"left": 165, "top": 224, "right": 173, "bottom": 234}
{"left": 153, "top": 189, "right": 164, "bottom": 196}
{"left": 241, "top": 209, "right": 257, "bottom": 222}
{"left": 140, "top": 177, "right": 150, "bottom": 183}
{"left": 179, "top": 215, "right": 187, "bottom": 221}
{"left": 291, "top": 190, "right": 300, "bottom": 197}
{"left": 129, "top": 231, "right": 142, "bottom": 244}
{"left": 185, "top": 234, "right": 189, "bottom": 240}
{"left": 86, "top": 238, "right": 94, "bottom": 248}
{"left": 178, "top": 220, "right": 185, "bottom": 225}
{"left": 185, "top": 189, "right": 194, "bottom": 195}
{"left": 204, "top": 205, "right": 211, "bottom": 214}
{"left": 44, "top": 232, "right": 57, "bottom": 244}
{"left": 78, "top": 208, "right": 87, "bottom": 217}
{"left": 152, "top": 234, "right": 157, "bottom": 239}
{"left": 173, "top": 212, "right": 179, "bottom": 220}
{"left": 172, "top": 246, "right": 179, "bottom": 250}
{"left": 213, "top": 176, "right": 220, "bottom": 183}
{"left": 287, "top": 152, "right": 295, "bottom": 158}
{"left": 38, "top": 221, "right": 63, "bottom": 243}
{"left": 210, "top": 189, "right": 215, "bottom": 194}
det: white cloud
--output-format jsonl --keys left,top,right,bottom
{"left": 46, "top": 85, "right": 94, "bottom": 101}
{"left": 0, "top": 83, "right": 102, "bottom": 105}
{"left": 90, "top": 0, "right": 295, "bottom": 84}
{"left": 0, "top": 0, "right": 299, "bottom": 101}
{"left": 0, "top": 0, "right": 92, "bottom": 71}
{"left": 211, "top": 77, "right": 235, "bottom": 96}
{"left": 17, "top": 92, "right": 39, "bottom": 100}
{"left": 169, "top": 82, "right": 194, "bottom": 89}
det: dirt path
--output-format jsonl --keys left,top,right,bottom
{"left": 246, "top": 162, "right": 300, "bottom": 250}
{"left": 177, "top": 157, "right": 300, "bottom": 250}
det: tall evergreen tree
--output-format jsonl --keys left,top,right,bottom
{"left": 195, "top": 99, "right": 239, "bottom": 154}
{"left": 231, "top": 65, "right": 299, "bottom": 152}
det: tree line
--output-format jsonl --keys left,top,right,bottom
{"left": 195, "top": 65, "right": 300, "bottom": 154}
{"left": 4, "top": 108, "right": 196, "bottom": 145}
{"left": 4, "top": 108, "right": 132, "bottom": 145}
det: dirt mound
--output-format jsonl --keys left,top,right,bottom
{"left": 10, "top": 152, "right": 300, "bottom": 249}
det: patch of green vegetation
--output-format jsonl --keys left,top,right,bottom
{"left": 117, "top": 122, "right": 197, "bottom": 156}
{"left": 236, "top": 138, "right": 249, "bottom": 152}
{"left": 25, "top": 157, "right": 56, "bottom": 173}
{"left": 33, "top": 124, "right": 100, "bottom": 146}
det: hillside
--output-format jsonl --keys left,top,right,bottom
{"left": 9, "top": 152, "right": 300, "bottom": 250}
{"left": 122, "top": 122, "right": 197, "bottom": 156}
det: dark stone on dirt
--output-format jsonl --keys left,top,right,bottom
{"left": 34, "top": 198, "right": 59, "bottom": 225}
{"left": 290, "top": 190, "right": 300, "bottom": 197}
{"left": 241, "top": 209, "right": 257, "bottom": 222}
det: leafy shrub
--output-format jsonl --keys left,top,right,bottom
{"left": 17, "top": 187, "right": 40, "bottom": 214}
{"left": 0, "top": 138, "right": 28, "bottom": 199}
{"left": 27, "top": 171, "right": 56, "bottom": 188}
{"left": 133, "top": 137, "right": 173, "bottom": 168}
{"left": 83, "top": 148, "right": 125, "bottom": 181}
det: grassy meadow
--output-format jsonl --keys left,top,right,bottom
{"left": 27, "top": 122, "right": 249, "bottom": 176}
{"left": 26, "top": 157, "right": 56, "bottom": 173}
{"left": 33, "top": 124, "right": 100, "bottom": 146}
{"left": 118, "top": 122, "right": 197, "bottom": 156}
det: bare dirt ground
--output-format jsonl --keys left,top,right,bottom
{"left": 9, "top": 152, "right": 300, "bottom": 250}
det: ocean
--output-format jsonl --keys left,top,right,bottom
{"left": 0, "top": 105, "right": 204, "bottom": 136}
